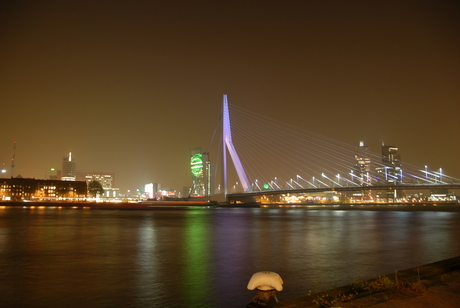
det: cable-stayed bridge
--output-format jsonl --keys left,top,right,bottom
{"left": 216, "top": 95, "right": 460, "bottom": 206}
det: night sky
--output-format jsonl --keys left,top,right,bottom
{"left": 1, "top": 1, "right": 459, "bottom": 193}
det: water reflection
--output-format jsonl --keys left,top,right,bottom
{"left": 181, "top": 211, "right": 212, "bottom": 305}
{"left": 0, "top": 207, "right": 459, "bottom": 307}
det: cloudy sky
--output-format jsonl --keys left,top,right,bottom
{"left": 1, "top": 0, "right": 459, "bottom": 192}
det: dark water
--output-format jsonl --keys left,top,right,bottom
{"left": 0, "top": 207, "right": 459, "bottom": 308}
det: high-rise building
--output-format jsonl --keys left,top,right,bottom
{"left": 354, "top": 141, "right": 371, "bottom": 185}
{"left": 190, "top": 147, "right": 212, "bottom": 197}
{"left": 376, "top": 145, "right": 402, "bottom": 183}
{"left": 61, "top": 152, "right": 76, "bottom": 181}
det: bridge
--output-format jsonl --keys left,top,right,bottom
{"left": 214, "top": 95, "right": 460, "bottom": 205}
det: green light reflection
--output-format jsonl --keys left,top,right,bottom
{"left": 181, "top": 211, "right": 211, "bottom": 304}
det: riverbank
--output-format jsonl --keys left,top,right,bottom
{"left": 281, "top": 256, "right": 460, "bottom": 307}
{"left": 221, "top": 201, "right": 460, "bottom": 211}
{"left": 1, "top": 201, "right": 459, "bottom": 212}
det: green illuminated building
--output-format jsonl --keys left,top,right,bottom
{"left": 190, "top": 147, "right": 212, "bottom": 197}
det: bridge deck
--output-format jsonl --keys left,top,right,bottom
{"left": 228, "top": 184, "right": 460, "bottom": 198}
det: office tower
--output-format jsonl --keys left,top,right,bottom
{"left": 376, "top": 145, "right": 402, "bottom": 183}
{"left": 354, "top": 141, "right": 371, "bottom": 185}
{"left": 190, "top": 147, "right": 212, "bottom": 197}
{"left": 61, "top": 152, "right": 76, "bottom": 181}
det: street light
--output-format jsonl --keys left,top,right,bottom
{"left": 233, "top": 182, "right": 239, "bottom": 193}
{"left": 255, "top": 179, "right": 260, "bottom": 191}
{"left": 298, "top": 175, "right": 313, "bottom": 188}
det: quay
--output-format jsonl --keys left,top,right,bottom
{"left": 1, "top": 200, "right": 460, "bottom": 211}
{"left": 261, "top": 202, "right": 460, "bottom": 211}
{"left": 220, "top": 201, "right": 460, "bottom": 211}
{"left": 279, "top": 256, "right": 460, "bottom": 307}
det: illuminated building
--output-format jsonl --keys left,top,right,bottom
{"left": 158, "top": 188, "right": 176, "bottom": 198}
{"left": 76, "top": 172, "right": 119, "bottom": 198}
{"left": 376, "top": 145, "right": 402, "bottom": 184}
{"left": 190, "top": 147, "right": 212, "bottom": 197}
{"left": 144, "top": 183, "right": 160, "bottom": 199}
{"left": 0, "top": 177, "right": 87, "bottom": 201}
{"left": 145, "top": 183, "right": 154, "bottom": 199}
{"left": 79, "top": 173, "right": 114, "bottom": 188}
{"left": 61, "top": 152, "right": 76, "bottom": 181}
{"left": 354, "top": 141, "right": 371, "bottom": 185}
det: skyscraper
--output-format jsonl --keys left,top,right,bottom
{"left": 61, "top": 152, "right": 76, "bottom": 181}
{"left": 190, "top": 147, "right": 212, "bottom": 197}
{"left": 376, "top": 145, "right": 402, "bottom": 183}
{"left": 354, "top": 141, "right": 371, "bottom": 185}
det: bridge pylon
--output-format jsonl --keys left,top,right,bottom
{"left": 222, "top": 94, "right": 251, "bottom": 195}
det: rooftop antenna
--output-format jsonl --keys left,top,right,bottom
{"left": 11, "top": 141, "right": 16, "bottom": 178}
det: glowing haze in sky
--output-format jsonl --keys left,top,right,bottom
{"left": 1, "top": 1, "right": 459, "bottom": 192}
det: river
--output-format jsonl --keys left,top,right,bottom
{"left": 0, "top": 206, "right": 459, "bottom": 307}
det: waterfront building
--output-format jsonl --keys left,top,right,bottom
{"left": 0, "top": 177, "right": 87, "bottom": 201}
{"left": 77, "top": 172, "right": 119, "bottom": 199}
{"left": 77, "top": 172, "right": 114, "bottom": 188}
{"left": 144, "top": 183, "right": 160, "bottom": 199}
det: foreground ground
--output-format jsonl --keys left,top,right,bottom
{"left": 340, "top": 272, "right": 460, "bottom": 308}
{"left": 280, "top": 256, "right": 460, "bottom": 308}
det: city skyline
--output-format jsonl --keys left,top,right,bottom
{"left": 0, "top": 135, "right": 456, "bottom": 195}
{"left": 1, "top": 1, "right": 459, "bottom": 192}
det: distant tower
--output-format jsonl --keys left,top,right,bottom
{"left": 354, "top": 141, "right": 371, "bottom": 185}
{"left": 61, "top": 152, "right": 76, "bottom": 181}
